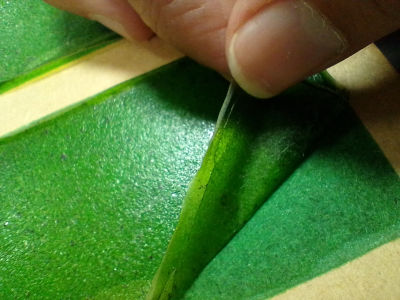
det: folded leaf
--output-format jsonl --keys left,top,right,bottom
{"left": 148, "top": 75, "right": 347, "bottom": 299}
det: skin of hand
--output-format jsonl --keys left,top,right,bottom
{"left": 45, "top": 0, "right": 400, "bottom": 98}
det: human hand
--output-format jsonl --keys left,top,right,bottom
{"left": 45, "top": 0, "right": 400, "bottom": 98}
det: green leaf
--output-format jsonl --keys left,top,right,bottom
{"left": 148, "top": 76, "right": 347, "bottom": 299}
{"left": 0, "top": 0, "right": 118, "bottom": 89}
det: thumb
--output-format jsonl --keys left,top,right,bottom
{"left": 226, "top": 0, "right": 400, "bottom": 98}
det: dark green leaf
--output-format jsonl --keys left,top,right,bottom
{"left": 148, "top": 76, "right": 348, "bottom": 299}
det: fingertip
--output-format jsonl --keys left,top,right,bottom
{"left": 228, "top": 34, "right": 276, "bottom": 99}
{"left": 227, "top": 0, "right": 346, "bottom": 98}
{"left": 46, "top": 0, "right": 154, "bottom": 42}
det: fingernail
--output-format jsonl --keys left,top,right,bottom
{"left": 90, "top": 14, "right": 133, "bottom": 41}
{"left": 228, "top": 0, "right": 346, "bottom": 98}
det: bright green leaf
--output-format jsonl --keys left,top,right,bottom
{"left": 0, "top": 60, "right": 226, "bottom": 299}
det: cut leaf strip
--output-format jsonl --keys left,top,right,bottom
{"left": 0, "top": 38, "right": 119, "bottom": 95}
{"left": 0, "top": 1, "right": 118, "bottom": 89}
